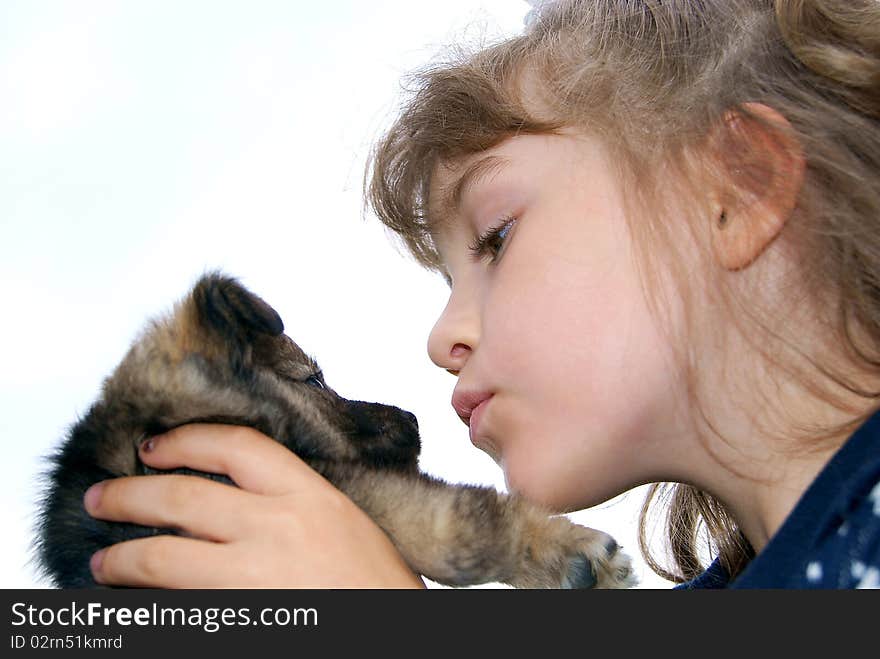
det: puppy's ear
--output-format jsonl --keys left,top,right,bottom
{"left": 193, "top": 272, "right": 284, "bottom": 338}
{"left": 184, "top": 272, "right": 284, "bottom": 374}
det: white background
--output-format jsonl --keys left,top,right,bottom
{"left": 0, "top": 0, "right": 672, "bottom": 589}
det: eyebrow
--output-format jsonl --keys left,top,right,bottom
{"left": 438, "top": 155, "right": 511, "bottom": 219}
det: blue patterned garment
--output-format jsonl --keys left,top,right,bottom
{"left": 676, "top": 412, "right": 880, "bottom": 589}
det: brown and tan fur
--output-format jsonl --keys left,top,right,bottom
{"left": 36, "top": 272, "right": 636, "bottom": 589}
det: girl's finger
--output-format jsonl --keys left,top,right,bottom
{"left": 138, "top": 423, "right": 330, "bottom": 496}
{"left": 85, "top": 474, "right": 264, "bottom": 542}
{"left": 91, "top": 535, "right": 238, "bottom": 588}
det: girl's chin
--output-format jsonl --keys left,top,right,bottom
{"left": 474, "top": 436, "right": 502, "bottom": 465}
{"left": 502, "top": 461, "right": 580, "bottom": 514}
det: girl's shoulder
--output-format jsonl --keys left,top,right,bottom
{"left": 677, "top": 413, "right": 880, "bottom": 589}
{"left": 727, "top": 476, "right": 880, "bottom": 589}
{"left": 818, "top": 476, "right": 880, "bottom": 588}
{"left": 792, "top": 415, "right": 880, "bottom": 589}
{"left": 734, "top": 413, "right": 880, "bottom": 589}
{"left": 790, "top": 468, "right": 880, "bottom": 588}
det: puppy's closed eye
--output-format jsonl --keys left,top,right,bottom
{"left": 304, "top": 373, "right": 326, "bottom": 389}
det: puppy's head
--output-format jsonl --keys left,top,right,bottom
{"left": 96, "top": 272, "right": 420, "bottom": 476}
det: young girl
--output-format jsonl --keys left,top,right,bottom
{"left": 83, "top": 0, "right": 880, "bottom": 588}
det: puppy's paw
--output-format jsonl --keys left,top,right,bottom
{"left": 508, "top": 516, "right": 637, "bottom": 589}
{"left": 562, "top": 533, "right": 637, "bottom": 589}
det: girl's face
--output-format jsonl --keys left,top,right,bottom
{"left": 428, "top": 132, "right": 693, "bottom": 512}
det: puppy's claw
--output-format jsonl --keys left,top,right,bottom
{"left": 562, "top": 555, "right": 597, "bottom": 589}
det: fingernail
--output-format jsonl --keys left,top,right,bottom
{"left": 140, "top": 435, "right": 160, "bottom": 453}
{"left": 90, "top": 549, "right": 105, "bottom": 577}
{"left": 83, "top": 482, "right": 104, "bottom": 512}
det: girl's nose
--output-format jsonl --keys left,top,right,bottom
{"left": 427, "top": 292, "right": 479, "bottom": 375}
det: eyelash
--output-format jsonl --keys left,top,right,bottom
{"left": 468, "top": 215, "right": 517, "bottom": 263}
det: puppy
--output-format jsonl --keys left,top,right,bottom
{"left": 36, "top": 273, "right": 635, "bottom": 589}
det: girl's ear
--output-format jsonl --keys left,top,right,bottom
{"left": 709, "top": 102, "right": 805, "bottom": 271}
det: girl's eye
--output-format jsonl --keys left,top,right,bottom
{"left": 468, "top": 215, "right": 516, "bottom": 263}
{"left": 304, "top": 372, "right": 326, "bottom": 389}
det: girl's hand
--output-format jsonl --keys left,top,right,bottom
{"left": 83, "top": 424, "right": 426, "bottom": 588}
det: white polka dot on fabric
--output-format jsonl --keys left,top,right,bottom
{"left": 837, "top": 521, "right": 850, "bottom": 536}
{"left": 856, "top": 567, "right": 880, "bottom": 589}
{"left": 806, "top": 562, "right": 823, "bottom": 582}
{"left": 870, "top": 481, "right": 880, "bottom": 515}
{"left": 852, "top": 561, "right": 866, "bottom": 579}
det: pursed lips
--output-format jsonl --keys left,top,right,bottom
{"left": 451, "top": 389, "right": 494, "bottom": 444}
{"left": 451, "top": 389, "right": 493, "bottom": 425}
